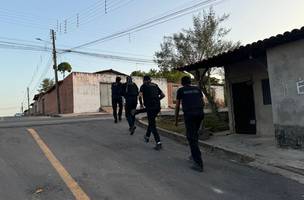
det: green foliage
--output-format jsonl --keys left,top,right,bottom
{"left": 131, "top": 69, "right": 188, "bottom": 83}
{"left": 154, "top": 8, "right": 239, "bottom": 117}
{"left": 38, "top": 78, "right": 54, "bottom": 93}
{"left": 58, "top": 62, "right": 72, "bottom": 78}
{"left": 154, "top": 8, "right": 240, "bottom": 71}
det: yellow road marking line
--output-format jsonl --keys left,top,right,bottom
{"left": 27, "top": 128, "right": 90, "bottom": 200}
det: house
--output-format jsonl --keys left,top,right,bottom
{"left": 178, "top": 26, "right": 304, "bottom": 149}
{"left": 33, "top": 69, "right": 168, "bottom": 115}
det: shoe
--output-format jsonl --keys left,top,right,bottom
{"left": 119, "top": 117, "right": 122, "bottom": 121}
{"left": 130, "top": 126, "right": 136, "bottom": 135}
{"left": 190, "top": 162, "right": 204, "bottom": 172}
{"left": 114, "top": 119, "right": 118, "bottom": 123}
{"left": 144, "top": 136, "right": 149, "bottom": 143}
{"left": 154, "top": 142, "right": 162, "bottom": 151}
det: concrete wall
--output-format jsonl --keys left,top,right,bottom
{"left": 225, "top": 58, "right": 275, "bottom": 137}
{"left": 72, "top": 72, "right": 168, "bottom": 113}
{"left": 167, "top": 83, "right": 226, "bottom": 109}
{"left": 267, "top": 39, "right": 304, "bottom": 148}
{"left": 132, "top": 76, "right": 169, "bottom": 108}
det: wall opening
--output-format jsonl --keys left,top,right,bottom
{"left": 232, "top": 81, "right": 256, "bottom": 134}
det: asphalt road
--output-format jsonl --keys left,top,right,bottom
{"left": 0, "top": 116, "right": 303, "bottom": 200}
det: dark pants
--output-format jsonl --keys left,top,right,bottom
{"left": 146, "top": 108, "right": 161, "bottom": 143}
{"left": 125, "top": 101, "right": 137, "bottom": 128}
{"left": 112, "top": 97, "right": 123, "bottom": 120}
{"left": 184, "top": 114, "right": 204, "bottom": 166}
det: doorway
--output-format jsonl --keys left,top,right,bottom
{"left": 232, "top": 81, "right": 256, "bottom": 134}
{"left": 100, "top": 83, "right": 112, "bottom": 107}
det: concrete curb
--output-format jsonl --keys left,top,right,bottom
{"left": 136, "top": 119, "right": 255, "bottom": 163}
{"left": 136, "top": 118, "right": 304, "bottom": 185}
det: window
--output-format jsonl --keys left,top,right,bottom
{"left": 261, "top": 79, "right": 272, "bottom": 105}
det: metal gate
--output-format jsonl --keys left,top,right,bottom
{"left": 100, "top": 83, "right": 112, "bottom": 107}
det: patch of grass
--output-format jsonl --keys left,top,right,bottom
{"left": 143, "top": 112, "right": 229, "bottom": 135}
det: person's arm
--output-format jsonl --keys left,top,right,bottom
{"left": 175, "top": 88, "right": 182, "bottom": 126}
{"left": 158, "top": 87, "right": 165, "bottom": 100}
{"left": 175, "top": 99, "right": 181, "bottom": 127}
{"left": 139, "top": 92, "right": 144, "bottom": 108}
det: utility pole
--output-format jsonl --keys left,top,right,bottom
{"left": 51, "top": 29, "right": 61, "bottom": 114}
{"left": 21, "top": 102, "right": 23, "bottom": 113}
{"left": 105, "top": 0, "right": 107, "bottom": 14}
{"left": 27, "top": 87, "right": 30, "bottom": 116}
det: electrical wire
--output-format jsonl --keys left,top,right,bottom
{"left": 64, "top": 50, "right": 154, "bottom": 64}
{"left": 70, "top": 0, "right": 221, "bottom": 49}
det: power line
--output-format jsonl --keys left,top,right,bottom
{"left": 57, "top": 0, "right": 134, "bottom": 34}
{"left": 0, "top": 8, "right": 54, "bottom": 30}
{"left": 70, "top": 0, "right": 221, "bottom": 49}
{"left": 31, "top": 56, "right": 53, "bottom": 96}
{"left": 64, "top": 50, "right": 154, "bottom": 64}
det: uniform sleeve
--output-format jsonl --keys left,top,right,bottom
{"left": 176, "top": 88, "right": 182, "bottom": 100}
{"left": 198, "top": 87, "right": 203, "bottom": 98}
{"left": 157, "top": 86, "right": 163, "bottom": 95}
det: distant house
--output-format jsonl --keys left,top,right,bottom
{"left": 32, "top": 69, "right": 168, "bottom": 115}
{"left": 178, "top": 26, "right": 304, "bottom": 149}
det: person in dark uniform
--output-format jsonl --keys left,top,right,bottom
{"left": 175, "top": 76, "right": 205, "bottom": 172}
{"left": 139, "top": 75, "right": 165, "bottom": 150}
{"left": 123, "top": 76, "right": 139, "bottom": 135}
{"left": 111, "top": 77, "right": 123, "bottom": 123}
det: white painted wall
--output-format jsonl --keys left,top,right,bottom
{"left": 72, "top": 72, "right": 168, "bottom": 113}
{"left": 132, "top": 76, "right": 168, "bottom": 108}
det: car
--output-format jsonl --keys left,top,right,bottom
{"left": 14, "top": 113, "right": 23, "bottom": 117}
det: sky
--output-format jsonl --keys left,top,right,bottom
{"left": 1, "top": 0, "right": 304, "bottom": 116}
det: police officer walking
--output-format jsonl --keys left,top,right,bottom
{"left": 123, "top": 76, "right": 139, "bottom": 135}
{"left": 175, "top": 76, "right": 205, "bottom": 172}
{"left": 139, "top": 75, "right": 165, "bottom": 150}
{"left": 111, "top": 77, "right": 123, "bottom": 123}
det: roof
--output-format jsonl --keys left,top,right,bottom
{"left": 33, "top": 93, "right": 44, "bottom": 101}
{"left": 95, "top": 69, "right": 128, "bottom": 76}
{"left": 178, "top": 26, "right": 304, "bottom": 71}
{"left": 41, "top": 81, "right": 63, "bottom": 96}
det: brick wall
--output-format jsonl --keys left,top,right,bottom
{"left": 37, "top": 73, "right": 73, "bottom": 115}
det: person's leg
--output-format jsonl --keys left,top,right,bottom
{"left": 129, "top": 103, "right": 137, "bottom": 128}
{"left": 147, "top": 109, "right": 161, "bottom": 145}
{"left": 112, "top": 98, "right": 118, "bottom": 122}
{"left": 184, "top": 115, "right": 203, "bottom": 167}
{"left": 118, "top": 98, "right": 123, "bottom": 121}
{"left": 125, "top": 105, "right": 132, "bottom": 128}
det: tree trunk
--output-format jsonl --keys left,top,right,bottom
{"left": 201, "top": 84, "right": 222, "bottom": 120}
{"left": 197, "top": 73, "right": 222, "bottom": 121}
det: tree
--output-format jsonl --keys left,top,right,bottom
{"left": 131, "top": 69, "right": 188, "bottom": 83}
{"left": 58, "top": 62, "right": 72, "bottom": 79}
{"left": 154, "top": 8, "right": 239, "bottom": 118}
{"left": 38, "top": 78, "right": 54, "bottom": 93}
